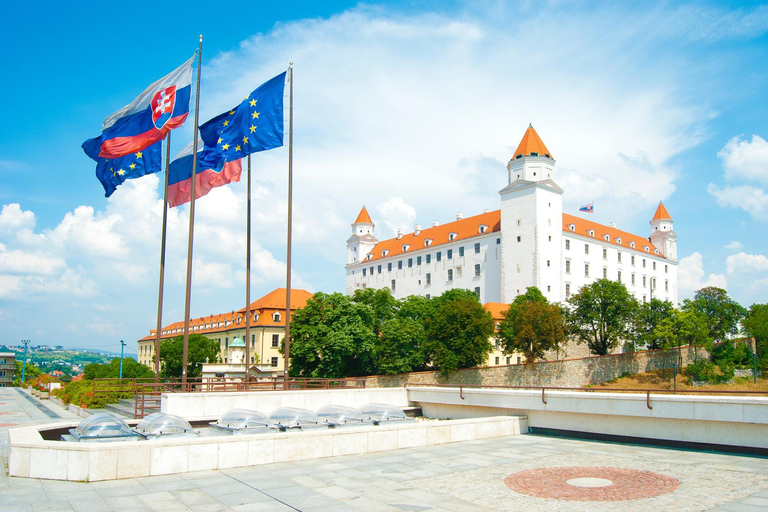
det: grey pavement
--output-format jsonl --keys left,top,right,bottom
{"left": 2, "top": 387, "right": 768, "bottom": 511}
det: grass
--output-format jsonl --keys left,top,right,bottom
{"left": 594, "top": 369, "right": 768, "bottom": 393}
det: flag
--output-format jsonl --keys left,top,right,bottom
{"left": 579, "top": 203, "right": 594, "bottom": 213}
{"left": 200, "top": 72, "right": 286, "bottom": 161}
{"left": 167, "top": 140, "right": 243, "bottom": 208}
{"left": 82, "top": 55, "right": 194, "bottom": 160}
{"left": 81, "top": 138, "right": 162, "bottom": 197}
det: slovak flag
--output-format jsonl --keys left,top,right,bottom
{"left": 82, "top": 55, "right": 194, "bottom": 160}
{"left": 579, "top": 203, "right": 594, "bottom": 213}
{"left": 167, "top": 140, "right": 243, "bottom": 208}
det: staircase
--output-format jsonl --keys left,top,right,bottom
{"left": 104, "top": 398, "right": 138, "bottom": 418}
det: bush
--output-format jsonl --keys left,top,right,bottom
{"left": 685, "top": 360, "right": 733, "bottom": 384}
{"left": 52, "top": 380, "right": 132, "bottom": 408}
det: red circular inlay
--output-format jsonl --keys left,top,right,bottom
{"left": 505, "top": 466, "right": 679, "bottom": 501}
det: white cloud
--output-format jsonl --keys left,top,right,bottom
{"left": 0, "top": 203, "right": 36, "bottom": 235}
{"left": 717, "top": 135, "right": 768, "bottom": 184}
{"left": 707, "top": 183, "right": 768, "bottom": 221}
{"left": 726, "top": 252, "right": 768, "bottom": 275}
{"left": 724, "top": 241, "right": 743, "bottom": 250}
{"left": 677, "top": 252, "right": 728, "bottom": 299}
{"left": 376, "top": 198, "right": 418, "bottom": 237}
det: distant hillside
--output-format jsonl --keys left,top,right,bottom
{"left": 0, "top": 345, "right": 140, "bottom": 377}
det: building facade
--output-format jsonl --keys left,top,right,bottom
{"left": 137, "top": 288, "right": 313, "bottom": 375}
{"left": 0, "top": 352, "right": 15, "bottom": 387}
{"left": 345, "top": 125, "right": 678, "bottom": 307}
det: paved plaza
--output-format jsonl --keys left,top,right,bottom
{"left": 2, "top": 387, "right": 768, "bottom": 511}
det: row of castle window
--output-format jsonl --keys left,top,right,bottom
{"left": 390, "top": 277, "right": 482, "bottom": 298}
{"left": 362, "top": 243, "right": 483, "bottom": 277}
{"left": 565, "top": 240, "right": 668, "bottom": 272}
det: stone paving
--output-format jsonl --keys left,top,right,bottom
{"left": 2, "top": 387, "right": 768, "bottom": 511}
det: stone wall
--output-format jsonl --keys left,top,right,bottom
{"left": 366, "top": 346, "right": 702, "bottom": 389}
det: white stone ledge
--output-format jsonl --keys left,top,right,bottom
{"left": 7, "top": 415, "right": 525, "bottom": 481}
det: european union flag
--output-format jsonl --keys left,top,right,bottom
{"left": 82, "top": 137, "right": 162, "bottom": 197}
{"left": 200, "top": 72, "right": 286, "bottom": 162}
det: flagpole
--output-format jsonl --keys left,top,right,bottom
{"left": 182, "top": 35, "right": 203, "bottom": 385}
{"left": 153, "top": 132, "right": 171, "bottom": 383}
{"left": 245, "top": 154, "right": 251, "bottom": 383}
{"left": 283, "top": 63, "right": 294, "bottom": 390}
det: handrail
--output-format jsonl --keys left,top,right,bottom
{"left": 403, "top": 382, "right": 768, "bottom": 396}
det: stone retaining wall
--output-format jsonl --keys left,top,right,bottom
{"left": 366, "top": 346, "right": 702, "bottom": 388}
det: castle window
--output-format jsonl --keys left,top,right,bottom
{"left": 517, "top": 236, "right": 521, "bottom": 242}
{"left": 665, "top": 280, "right": 669, "bottom": 291}
{"left": 644, "top": 246, "right": 650, "bottom": 252}
{"left": 548, "top": 236, "right": 552, "bottom": 242}
{"left": 271, "top": 357, "right": 278, "bottom": 367}
{"left": 616, "top": 237, "right": 622, "bottom": 245}
{"left": 447, "top": 249, "right": 453, "bottom": 259}
{"left": 426, "top": 273, "right": 431, "bottom": 285}
{"left": 565, "top": 239, "right": 570, "bottom": 250}
{"left": 366, "top": 254, "right": 373, "bottom": 260}
{"left": 629, "top": 241, "right": 635, "bottom": 248}
{"left": 370, "top": 266, "right": 374, "bottom": 275}
{"left": 618, "top": 252, "right": 622, "bottom": 263}
{"left": 402, "top": 244, "right": 409, "bottom": 252}
{"left": 408, "top": 258, "right": 413, "bottom": 268}
{"left": 643, "top": 276, "right": 647, "bottom": 287}
{"left": 618, "top": 270, "right": 622, "bottom": 282}
{"left": 387, "top": 262, "right": 392, "bottom": 272}
{"left": 603, "top": 248, "right": 607, "bottom": 259}
{"left": 417, "top": 256, "right": 422, "bottom": 266}
{"left": 449, "top": 232, "right": 457, "bottom": 240}
{"left": 631, "top": 255, "right": 636, "bottom": 266}
{"left": 565, "top": 283, "right": 571, "bottom": 298}
{"left": 588, "top": 229, "right": 594, "bottom": 237}
{"left": 474, "top": 242, "right": 480, "bottom": 254}
{"left": 497, "top": 238, "right": 501, "bottom": 244}
{"left": 603, "top": 267, "right": 608, "bottom": 278}
{"left": 653, "top": 261, "right": 656, "bottom": 270}
{"left": 425, "top": 239, "right": 433, "bottom": 247}
{"left": 363, "top": 268, "right": 367, "bottom": 276}
{"left": 530, "top": 152, "right": 539, "bottom": 157}
{"left": 585, "top": 264, "right": 590, "bottom": 277}
{"left": 437, "top": 251, "right": 442, "bottom": 261}
{"left": 474, "top": 287, "right": 481, "bottom": 298}
{"left": 565, "top": 260, "right": 571, "bottom": 274}
{"left": 603, "top": 234, "right": 610, "bottom": 241}
{"left": 475, "top": 264, "right": 481, "bottom": 277}
{"left": 585, "top": 244, "right": 589, "bottom": 255}
{"left": 426, "top": 254, "right": 431, "bottom": 264}
{"left": 448, "top": 269, "right": 453, "bottom": 281}
{"left": 632, "top": 273, "right": 636, "bottom": 285}
{"left": 665, "top": 264, "right": 668, "bottom": 273}
{"left": 273, "top": 312, "right": 281, "bottom": 322}
{"left": 391, "top": 280, "right": 396, "bottom": 291}
{"left": 456, "top": 266, "right": 462, "bottom": 277}
{"left": 426, "top": 294, "right": 431, "bottom": 299}
{"left": 479, "top": 225, "right": 488, "bottom": 233}
{"left": 517, "top": 219, "right": 521, "bottom": 227}
{"left": 459, "top": 247, "right": 464, "bottom": 257}
{"left": 643, "top": 259, "right": 646, "bottom": 268}
{"left": 272, "top": 334, "right": 279, "bottom": 348}
{"left": 569, "top": 224, "right": 575, "bottom": 232}
{"left": 547, "top": 260, "right": 550, "bottom": 267}
{"left": 398, "top": 261, "right": 403, "bottom": 270}
{"left": 382, "top": 250, "right": 389, "bottom": 257}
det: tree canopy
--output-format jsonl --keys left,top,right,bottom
{"left": 682, "top": 287, "right": 746, "bottom": 342}
{"left": 497, "top": 287, "right": 566, "bottom": 363}
{"left": 83, "top": 357, "right": 155, "bottom": 380}
{"left": 567, "top": 279, "right": 638, "bottom": 355}
{"left": 653, "top": 309, "right": 711, "bottom": 366}
{"left": 631, "top": 298, "right": 675, "bottom": 350}
{"left": 743, "top": 303, "right": 768, "bottom": 369}
{"left": 159, "top": 334, "right": 221, "bottom": 379}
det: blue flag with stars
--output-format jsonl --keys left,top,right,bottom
{"left": 82, "top": 137, "right": 162, "bottom": 197}
{"left": 200, "top": 72, "right": 286, "bottom": 161}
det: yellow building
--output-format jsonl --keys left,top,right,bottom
{"left": 137, "top": 288, "right": 314, "bottom": 374}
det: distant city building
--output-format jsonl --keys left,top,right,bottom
{"left": 0, "top": 352, "right": 16, "bottom": 387}
{"left": 345, "top": 125, "right": 678, "bottom": 307}
{"left": 137, "top": 288, "right": 313, "bottom": 377}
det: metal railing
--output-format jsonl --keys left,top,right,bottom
{"left": 403, "top": 382, "right": 768, "bottom": 410}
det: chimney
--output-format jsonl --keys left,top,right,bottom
{"left": 414, "top": 224, "right": 421, "bottom": 236}
{"left": 396, "top": 228, "right": 403, "bottom": 240}
{"left": 609, "top": 222, "right": 616, "bottom": 229}
{"left": 432, "top": 220, "right": 439, "bottom": 227}
{"left": 456, "top": 212, "right": 464, "bottom": 220}
{"left": 483, "top": 209, "right": 489, "bottom": 214}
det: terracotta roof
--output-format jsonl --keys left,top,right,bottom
{"left": 361, "top": 210, "right": 501, "bottom": 262}
{"left": 354, "top": 206, "right": 373, "bottom": 224}
{"left": 513, "top": 124, "right": 552, "bottom": 159}
{"left": 483, "top": 302, "right": 509, "bottom": 321}
{"left": 562, "top": 213, "right": 661, "bottom": 256}
{"left": 652, "top": 202, "right": 672, "bottom": 221}
{"left": 139, "top": 288, "right": 313, "bottom": 341}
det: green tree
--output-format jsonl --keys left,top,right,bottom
{"left": 653, "top": 309, "right": 711, "bottom": 367}
{"left": 159, "top": 334, "right": 221, "bottom": 379}
{"left": 422, "top": 289, "right": 494, "bottom": 372}
{"left": 287, "top": 292, "right": 377, "bottom": 378}
{"left": 682, "top": 287, "right": 746, "bottom": 342}
{"left": 497, "top": 287, "right": 566, "bottom": 363}
{"left": 743, "top": 303, "right": 768, "bottom": 369}
{"left": 376, "top": 317, "right": 427, "bottom": 374}
{"left": 396, "top": 294, "right": 433, "bottom": 322}
{"left": 12, "top": 360, "right": 42, "bottom": 386}
{"left": 631, "top": 298, "right": 675, "bottom": 350}
{"left": 83, "top": 357, "right": 155, "bottom": 380}
{"left": 567, "top": 279, "right": 638, "bottom": 356}
{"left": 351, "top": 287, "right": 398, "bottom": 334}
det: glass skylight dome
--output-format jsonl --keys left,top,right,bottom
{"left": 133, "top": 413, "right": 198, "bottom": 439}
{"left": 359, "top": 403, "right": 411, "bottom": 425}
{"left": 210, "top": 408, "right": 273, "bottom": 434}
{"left": 316, "top": 405, "right": 365, "bottom": 427}
{"left": 268, "top": 407, "right": 321, "bottom": 430}
{"left": 65, "top": 413, "right": 139, "bottom": 442}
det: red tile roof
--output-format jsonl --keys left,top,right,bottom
{"left": 562, "top": 213, "right": 660, "bottom": 255}
{"left": 483, "top": 302, "right": 509, "bottom": 321}
{"left": 652, "top": 202, "right": 672, "bottom": 221}
{"left": 513, "top": 124, "right": 552, "bottom": 159}
{"left": 354, "top": 206, "right": 373, "bottom": 224}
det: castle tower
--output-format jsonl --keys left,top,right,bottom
{"left": 500, "top": 125, "right": 563, "bottom": 303}
{"left": 346, "top": 206, "right": 378, "bottom": 264}
{"left": 649, "top": 202, "right": 677, "bottom": 261}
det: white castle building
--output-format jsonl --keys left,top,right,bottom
{"left": 345, "top": 125, "right": 678, "bottom": 306}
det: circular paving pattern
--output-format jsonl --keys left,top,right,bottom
{"left": 504, "top": 466, "right": 679, "bottom": 501}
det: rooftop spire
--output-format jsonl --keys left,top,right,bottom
{"left": 354, "top": 205, "right": 373, "bottom": 224}
{"left": 652, "top": 201, "right": 672, "bottom": 221}
{"left": 513, "top": 124, "right": 552, "bottom": 159}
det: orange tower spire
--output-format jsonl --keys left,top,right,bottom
{"left": 354, "top": 205, "right": 373, "bottom": 224}
{"left": 513, "top": 124, "right": 552, "bottom": 159}
{"left": 652, "top": 202, "right": 672, "bottom": 221}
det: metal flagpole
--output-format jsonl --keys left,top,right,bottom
{"left": 182, "top": 36, "right": 203, "bottom": 385}
{"left": 283, "top": 63, "right": 294, "bottom": 390}
{"left": 154, "top": 132, "right": 172, "bottom": 383}
{"left": 245, "top": 154, "right": 251, "bottom": 383}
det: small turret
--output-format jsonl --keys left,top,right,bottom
{"left": 506, "top": 124, "right": 556, "bottom": 184}
{"left": 649, "top": 202, "right": 677, "bottom": 260}
{"left": 347, "top": 206, "right": 378, "bottom": 265}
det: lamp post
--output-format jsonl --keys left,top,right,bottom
{"left": 20, "top": 340, "right": 30, "bottom": 383}
{"left": 119, "top": 340, "right": 126, "bottom": 379}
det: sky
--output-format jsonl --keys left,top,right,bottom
{"left": 1, "top": 0, "right": 767, "bottom": 353}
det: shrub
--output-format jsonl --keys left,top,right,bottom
{"left": 685, "top": 360, "right": 733, "bottom": 384}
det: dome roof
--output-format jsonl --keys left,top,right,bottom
{"left": 230, "top": 337, "right": 246, "bottom": 347}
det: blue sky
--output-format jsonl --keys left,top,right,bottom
{"left": 1, "top": 1, "right": 767, "bottom": 352}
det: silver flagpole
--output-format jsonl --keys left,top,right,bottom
{"left": 153, "top": 132, "right": 171, "bottom": 382}
{"left": 283, "top": 63, "right": 294, "bottom": 390}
